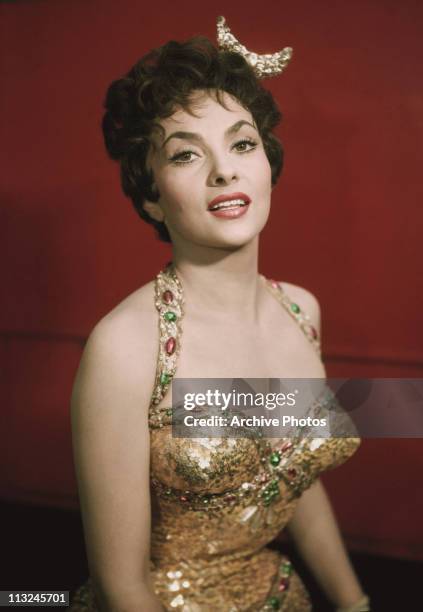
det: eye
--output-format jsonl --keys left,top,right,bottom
{"left": 233, "top": 138, "right": 258, "bottom": 153}
{"left": 169, "top": 149, "right": 200, "bottom": 165}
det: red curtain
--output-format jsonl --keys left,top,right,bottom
{"left": 1, "top": 0, "right": 422, "bottom": 560}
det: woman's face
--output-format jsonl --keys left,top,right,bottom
{"left": 145, "top": 90, "right": 272, "bottom": 250}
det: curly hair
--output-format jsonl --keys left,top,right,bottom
{"left": 102, "top": 36, "right": 284, "bottom": 243}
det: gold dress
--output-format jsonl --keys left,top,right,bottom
{"left": 70, "top": 264, "right": 361, "bottom": 612}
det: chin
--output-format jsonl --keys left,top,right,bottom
{"left": 207, "top": 225, "right": 265, "bottom": 249}
{"left": 172, "top": 212, "right": 269, "bottom": 249}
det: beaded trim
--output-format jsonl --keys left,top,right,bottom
{"left": 262, "top": 276, "right": 321, "bottom": 357}
{"left": 149, "top": 262, "right": 184, "bottom": 423}
{"left": 260, "top": 556, "right": 294, "bottom": 611}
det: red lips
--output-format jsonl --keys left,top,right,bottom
{"left": 207, "top": 192, "right": 251, "bottom": 210}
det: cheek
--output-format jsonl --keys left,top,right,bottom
{"left": 253, "top": 147, "right": 272, "bottom": 173}
{"left": 255, "top": 154, "right": 272, "bottom": 195}
{"left": 156, "top": 175, "right": 188, "bottom": 214}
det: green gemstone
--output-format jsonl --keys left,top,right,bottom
{"left": 160, "top": 373, "right": 171, "bottom": 385}
{"left": 267, "top": 596, "right": 280, "bottom": 610}
{"left": 269, "top": 451, "right": 281, "bottom": 466}
{"left": 282, "top": 562, "right": 292, "bottom": 575}
{"left": 291, "top": 302, "right": 300, "bottom": 314}
{"left": 164, "top": 311, "right": 177, "bottom": 322}
{"left": 264, "top": 489, "right": 279, "bottom": 502}
{"left": 166, "top": 408, "right": 173, "bottom": 416}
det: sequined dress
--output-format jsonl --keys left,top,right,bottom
{"left": 70, "top": 264, "right": 361, "bottom": 612}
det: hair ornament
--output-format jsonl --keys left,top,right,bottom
{"left": 216, "top": 16, "right": 293, "bottom": 79}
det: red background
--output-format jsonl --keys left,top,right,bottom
{"left": 1, "top": 0, "right": 422, "bottom": 560}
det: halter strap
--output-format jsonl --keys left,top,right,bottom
{"left": 150, "top": 263, "right": 184, "bottom": 406}
{"left": 148, "top": 263, "right": 321, "bottom": 429}
{"left": 262, "top": 276, "right": 321, "bottom": 356}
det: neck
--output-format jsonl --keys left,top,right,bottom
{"left": 170, "top": 238, "right": 265, "bottom": 324}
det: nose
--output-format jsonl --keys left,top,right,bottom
{"left": 207, "top": 153, "right": 239, "bottom": 187}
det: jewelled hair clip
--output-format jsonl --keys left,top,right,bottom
{"left": 216, "top": 15, "right": 293, "bottom": 79}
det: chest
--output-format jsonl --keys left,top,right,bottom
{"left": 173, "top": 312, "right": 325, "bottom": 380}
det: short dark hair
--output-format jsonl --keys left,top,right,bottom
{"left": 102, "top": 36, "right": 284, "bottom": 243}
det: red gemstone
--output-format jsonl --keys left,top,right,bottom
{"left": 180, "top": 496, "right": 188, "bottom": 502}
{"left": 162, "top": 290, "right": 174, "bottom": 304}
{"left": 278, "top": 578, "right": 289, "bottom": 592}
{"left": 281, "top": 441, "right": 293, "bottom": 453}
{"left": 226, "top": 495, "right": 236, "bottom": 502}
{"left": 287, "top": 468, "right": 297, "bottom": 477}
{"left": 270, "top": 279, "right": 279, "bottom": 289}
{"left": 310, "top": 325, "right": 318, "bottom": 339}
{"left": 165, "top": 337, "right": 176, "bottom": 355}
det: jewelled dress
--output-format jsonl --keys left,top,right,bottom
{"left": 70, "top": 264, "right": 361, "bottom": 612}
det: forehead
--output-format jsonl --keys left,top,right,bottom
{"left": 154, "top": 90, "right": 254, "bottom": 137}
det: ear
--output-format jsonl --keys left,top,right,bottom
{"left": 143, "top": 199, "right": 165, "bottom": 223}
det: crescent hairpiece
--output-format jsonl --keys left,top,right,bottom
{"left": 216, "top": 16, "right": 293, "bottom": 79}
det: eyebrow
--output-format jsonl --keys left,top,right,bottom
{"left": 160, "top": 119, "right": 258, "bottom": 149}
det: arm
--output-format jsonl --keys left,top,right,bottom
{"left": 286, "top": 478, "right": 368, "bottom": 610}
{"left": 284, "top": 289, "right": 369, "bottom": 610}
{"left": 71, "top": 314, "right": 164, "bottom": 612}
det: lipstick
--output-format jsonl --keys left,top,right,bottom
{"left": 207, "top": 192, "right": 251, "bottom": 219}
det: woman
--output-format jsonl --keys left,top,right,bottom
{"left": 70, "top": 18, "right": 370, "bottom": 612}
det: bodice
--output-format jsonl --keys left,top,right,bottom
{"left": 146, "top": 263, "right": 361, "bottom": 611}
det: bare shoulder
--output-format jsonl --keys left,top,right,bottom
{"left": 72, "top": 279, "right": 159, "bottom": 422}
{"left": 279, "top": 281, "right": 322, "bottom": 336}
{"left": 94, "top": 279, "right": 157, "bottom": 348}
